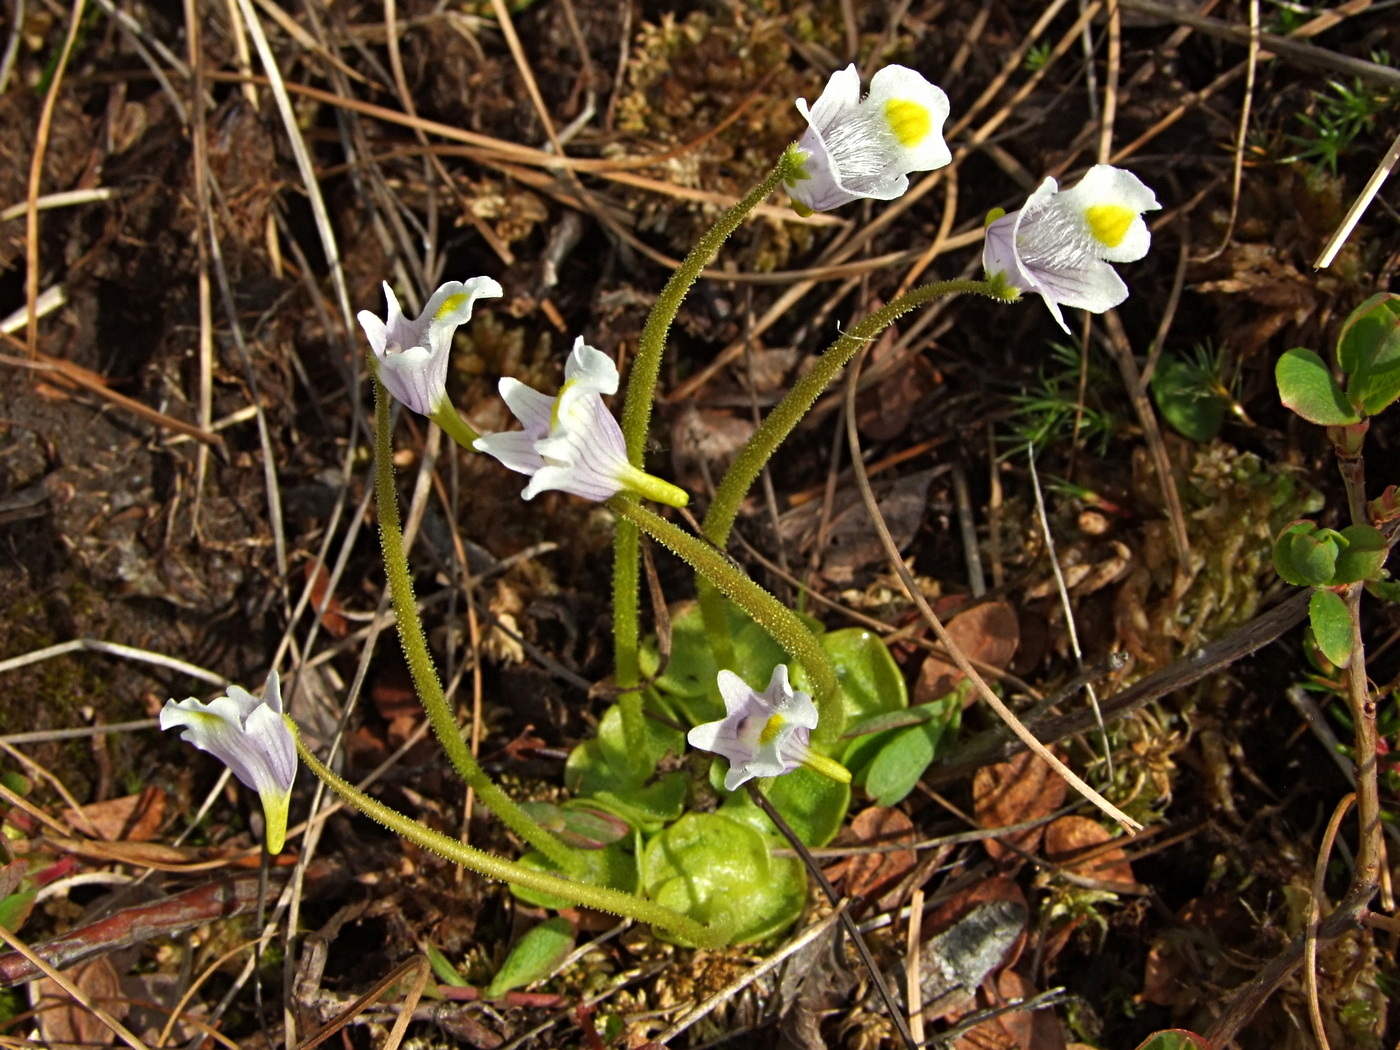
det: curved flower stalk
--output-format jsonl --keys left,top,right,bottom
{"left": 292, "top": 729, "right": 730, "bottom": 948}
{"left": 476, "top": 338, "right": 689, "bottom": 507}
{"left": 982, "top": 164, "right": 1160, "bottom": 332}
{"left": 357, "top": 278, "right": 502, "bottom": 449}
{"left": 160, "top": 672, "right": 296, "bottom": 854}
{"left": 688, "top": 666, "right": 850, "bottom": 790}
{"left": 786, "top": 64, "right": 951, "bottom": 215}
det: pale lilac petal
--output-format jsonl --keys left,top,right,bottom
{"left": 362, "top": 278, "right": 499, "bottom": 417}
{"left": 983, "top": 168, "right": 1156, "bottom": 329}
{"left": 376, "top": 343, "right": 444, "bottom": 416}
{"left": 562, "top": 338, "right": 620, "bottom": 396}
{"left": 787, "top": 64, "right": 950, "bottom": 214}
{"left": 499, "top": 378, "right": 554, "bottom": 435}
{"left": 473, "top": 429, "right": 545, "bottom": 475}
{"left": 687, "top": 665, "right": 817, "bottom": 790}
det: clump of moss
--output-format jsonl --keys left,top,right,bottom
{"left": 610, "top": 7, "right": 824, "bottom": 261}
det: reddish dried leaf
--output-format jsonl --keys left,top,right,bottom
{"left": 63, "top": 786, "right": 166, "bottom": 842}
{"left": 917, "top": 602, "right": 1020, "bottom": 705}
{"left": 372, "top": 665, "right": 421, "bottom": 723}
{"left": 840, "top": 807, "right": 916, "bottom": 902}
{"left": 1043, "top": 816, "right": 1136, "bottom": 888}
{"left": 972, "top": 748, "right": 1068, "bottom": 864}
{"left": 992, "top": 969, "right": 1066, "bottom": 1050}
{"left": 955, "top": 1024, "right": 1018, "bottom": 1050}
{"left": 303, "top": 560, "right": 348, "bottom": 638}
{"left": 34, "top": 956, "right": 129, "bottom": 1047}
{"left": 857, "top": 355, "right": 936, "bottom": 442}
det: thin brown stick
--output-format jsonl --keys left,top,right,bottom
{"left": 1306, "top": 793, "right": 1355, "bottom": 1050}
{"left": 23, "top": 0, "right": 88, "bottom": 359}
{"left": 1101, "top": 308, "right": 1191, "bottom": 567}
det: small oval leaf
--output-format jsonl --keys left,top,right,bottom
{"left": 1338, "top": 293, "right": 1400, "bottom": 414}
{"left": 1309, "top": 588, "right": 1353, "bottom": 668}
{"left": 486, "top": 917, "right": 575, "bottom": 999}
{"left": 865, "top": 725, "right": 936, "bottom": 807}
{"left": 1331, "top": 524, "right": 1390, "bottom": 584}
{"left": 1289, "top": 529, "right": 1340, "bottom": 586}
{"left": 1276, "top": 347, "right": 1361, "bottom": 425}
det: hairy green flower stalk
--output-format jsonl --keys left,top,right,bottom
{"left": 374, "top": 380, "right": 580, "bottom": 874}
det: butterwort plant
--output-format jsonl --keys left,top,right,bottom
{"left": 160, "top": 64, "right": 1167, "bottom": 951}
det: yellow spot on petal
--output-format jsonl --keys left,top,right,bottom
{"left": 549, "top": 379, "right": 574, "bottom": 429}
{"left": 1085, "top": 204, "right": 1135, "bottom": 248}
{"left": 984, "top": 206, "right": 1006, "bottom": 227}
{"left": 758, "top": 714, "right": 787, "bottom": 745}
{"left": 790, "top": 200, "right": 814, "bottom": 217}
{"left": 884, "top": 99, "right": 932, "bottom": 148}
{"left": 435, "top": 292, "right": 468, "bottom": 320}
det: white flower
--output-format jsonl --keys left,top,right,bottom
{"left": 160, "top": 672, "right": 296, "bottom": 854}
{"left": 358, "top": 278, "right": 502, "bottom": 416}
{"left": 474, "top": 337, "right": 688, "bottom": 507}
{"left": 982, "top": 165, "right": 1160, "bottom": 333}
{"left": 687, "top": 666, "right": 820, "bottom": 791}
{"left": 786, "top": 64, "right": 951, "bottom": 215}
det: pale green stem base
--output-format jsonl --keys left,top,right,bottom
{"left": 374, "top": 379, "right": 580, "bottom": 874}
{"left": 295, "top": 732, "right": 729, "bottom": 948}
{"left": 611, "top": 146, "right": 807, "bottom": 754}
{"left": 610, "top": 497, "right": 843, "bottom": 742}
{"left": 430, "top": 400, "right": 479, "bottom": 450}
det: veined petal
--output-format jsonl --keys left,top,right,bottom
{"left": 562, "top": 338, "right": 620, "bottom": 397}
{"left": 865, "top": 65, "right": 952, "bottom": 172}
{"left": 802, "top": 63, "right": 862, "bottom": 133}
{"left": 377, "top": 343, "right": 445, "bottom": 416}
{"left": 688, "top": 665, "right": 819, "bottom": 791}
{"left": 424, "top": 276, "right": 504, "bottom": 357}
{"left": 357, "top": 310, "right": 389, "bottom": 355}
{"left": 473, "top": 428, "right": 545, "bottom": 475}
{"left": 1027, "top": 256, "right": 1129, "bottom": 315}
{"left": 498, "top": 378, "right": 554, "bottom": 435}
{"left": 787, "top": 64, "right": 951, "bottom": 214}
{"left": 160, "top": 674, "right": 297, "bottom": 854}
{"left": 1058, "top": 164, "right": 1159, "bottom": 262}
{"left": 361, "top": 277, "right": 500, "bottom": 417}
{"left": 984, "top": 167, "right": 1156, "bottom": 330}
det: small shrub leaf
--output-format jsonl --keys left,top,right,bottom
{"left": 1309, "top": 589, "right": 1353, "bottom": 667}
{"left": 1276, "top": 347, "right": 1360, "bottom": 425}
{"left": 1338, "top": 293, "right": 1400, "bottom": 414}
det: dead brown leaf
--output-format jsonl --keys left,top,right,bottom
{"left": 63, "top": 786, "right": 166, "bottom": 842}
{"left": 34, "top": 956, "right": 129, "bottom": 1047}
{"left": 1043, "top": 816, "right": 1136, "bottom": 888}
{"left": 916, "top": 601, "right": 1020, "bottom": 705}
{"left": 990, "top": 969, "right": 1066, "bottom": 1050}
{"left": 972, "top": 748, "right": 1067, "bottom": 864}
{"left": 839, "top": 806, "right": 916, "bottom": 902}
